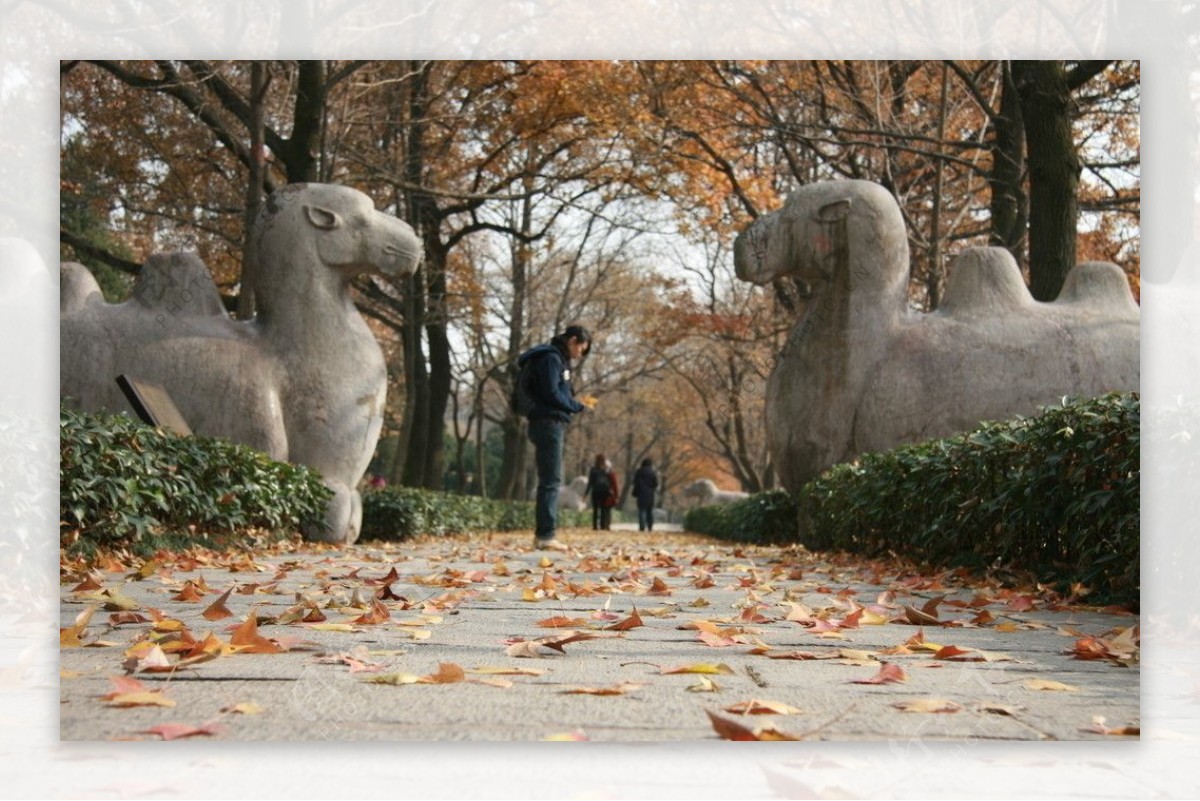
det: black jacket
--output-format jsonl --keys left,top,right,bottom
{"left": 517, "top": 342, "right": 585, "bottom": 423}
{"left": 632, "top": 465, "right": 659, "bottom": 507}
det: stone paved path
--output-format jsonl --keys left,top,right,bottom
{"left": 58, "top": 528, "right": 1139, "bottom": 743}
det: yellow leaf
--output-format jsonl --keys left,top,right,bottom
{"left": 893, "top": 697, "right": 963, "bottom": 713}
{"left": 365, "top": 672, "right": 425, "bottom": 685}
{"left": 222, "top": 702, "right": 264, "bottom": 715}
{"left": 661, "top": 663, "right": 735, "bottom": 675}
{"left": 106, "top": 691, "right": 176, "bottom": 708}
{"left": 723, "top": 699, "right": 803, "bottom": 715}
{"left": 1023, "top": 678, "right": 1079, "bottom": 692}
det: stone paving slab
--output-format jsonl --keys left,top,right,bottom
{"left": 58, "top": 529, "right": 1140, "bottom": 742}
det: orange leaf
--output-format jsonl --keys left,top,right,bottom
{"left": 229, "top": 608, "right": 282, "bottom": 654}
{"left": 560, "top": 682, "right": 643, "bottom": 696}
{"left": 851, "top": 662, "right": 907, "bottom": 685}
{"left": 605, "top": 607, "right": 644, "bottom": 631}
{"left": 536, "top": 615, "right": 588, "bottom": 628}
{"left": 201, "top": 587, "right": 234, "bottom": 621}
{"left": 171, "top": 581, "right": 207, "bottom": 602}
{"left": 142, "top": 721, "right": 223, "bottom": 740}
{"left": 933, "top": 645, "right": 973, "bottom": 660}
{"left": 424, "top": 662, "right": 466, "bottom": 684}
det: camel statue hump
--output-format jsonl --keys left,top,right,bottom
{"left": 130, "top": 251, "right": 227, "bottom": 320}
{"left": 1056, "top": 260, "right": 1140, "bottom": 318}
{"left": 61, "top": 261, "right": 103, "bottom": 314}
{"left": 939, "top": 247, "right": 1035, "bottom": 317}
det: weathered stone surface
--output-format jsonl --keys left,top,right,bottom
{"left": 60, "top": 184, "right": 422, "bottom": 543}
{"left": 734, "top": 179, "right": 1139, "bottom": 493}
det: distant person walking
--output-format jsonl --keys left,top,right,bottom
{"left": 514, "top": 325, "right": 596, "bottom": 550}
{"left": 632, "top": 457, "right": 659, "bottom": 531}
{"left": 585, "top": 454, "right": 619, "bottom": 530}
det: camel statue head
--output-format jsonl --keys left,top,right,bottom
{"left": 734, "top": 180, "right": 906, "bottom": 291}
{"left": 252, "top": 183, "right": 423, "bottom": 284}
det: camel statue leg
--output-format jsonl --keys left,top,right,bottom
{"left": 304, "top": 480, "right": 361, "bottom": 545}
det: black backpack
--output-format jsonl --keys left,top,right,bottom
{"left": 510, "top": 354, "right": 540, "bottom": 417}
{"left": 591, "top": 469, "right": 612, "bottom": 498}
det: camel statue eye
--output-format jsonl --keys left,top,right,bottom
{"left": 304, "top": 205, "right": 341, "bottom": 231}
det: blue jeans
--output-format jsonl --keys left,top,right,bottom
{"left": 638, "top": 504, "right": 654, "bottom": 531}
{"left": 527, "top": 418, "right": 566, "bottom": 541}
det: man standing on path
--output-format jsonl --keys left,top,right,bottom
{"left": 632, "top": 457, "right": 659, "bottom": 531}
{"left": 515, "top": 325, "right": 596, "bottom": 550}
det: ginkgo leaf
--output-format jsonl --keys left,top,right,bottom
{"left": 687, "top": 676, "right": 721, "bottom": 693}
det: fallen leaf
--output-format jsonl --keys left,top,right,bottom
{"left": 687, "top": 676, "right": 721, "bottom": 693}
{"left": 221, "top": 702, "right": 264, "bottom": 715}
{"left": 706, "top": 710, "right": 801, "bottom": 741}
{"left": 365, "top": 672, "right": 425, "bottom": 685}
{"left": 661, "top": 663, "right": 735, "bottom": 675}
{"left": 141, "top": 721, "right": 223, "bottom": 740}
{"left": 101, "top": 676, "right": 176, "bottom": 709}
{"left": 424, "top": 662, "right": 466, "bottom": 684}
{"left": 536, "top": 615, "right": 588, "bottom": 628}
{"left": 893, "top": 698, "right": 962, "bottom": 713}
{"left": 1023, "top": 678, "right": 1079, "bottom": 692}
{"left": 723, "top": 699, "right": 803, "bottom": 715}
{"left": 542, "top": 730, "right": 589, "bottom": 741}
{"left": 561, "top": 682, "right": 643, "bottom": 696}
{"left": 851, "top": 663, "right": 907, "bottom": 685}
{"left": 229, "top": 607, "right": 282, "bottom": 654}
{"left": 1080, "top": 716, "right": 1139, "bottom": 736}
{"left": 201, "top": 587, "right": 234, "bottom": 621}
{"left": 606, "top": 607, "right": 644, "bottom": 631}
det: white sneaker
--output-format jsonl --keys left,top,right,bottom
{"left": 534, "top": 537, "right": 568, "bottom": 551}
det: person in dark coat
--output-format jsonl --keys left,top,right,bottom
{"left": 515, "top": 325, "right": 596, "bottom": 549}
{"left": 631, "top": 457, "right": 659, "bottom": 531}
{"left": 585, "top": 454, "right": 618, "bottom": 530}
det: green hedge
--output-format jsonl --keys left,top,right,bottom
{"left": 683, "top": 489, "right": 798, "bottom": 546}
{"left": 360, "top": 485, "right": 590, "bottom": 541}
{"left": 686, "top": 393, "right": 1139, "bottom": 605}
{"left": 60, "top": 406, "right": 331, "bottom": 553}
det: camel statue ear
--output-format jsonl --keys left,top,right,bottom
{"left": 304, "top": 205, "right": 341, "bottom": 231}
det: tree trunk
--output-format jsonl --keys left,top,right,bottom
{"left": 1014, "top": 60, "right": 1079, "bottom": 301}
{"left": 285, "top": 60, "right": 325, "bottom": 183}
{"left": 237, "top": 61, "right": 269, "bottom": 320}
{"left": 495, "top": 189, "right": 534, "bottom": 500}
{"left": 989, "top": 61, "right": 1028, "bottom": 267}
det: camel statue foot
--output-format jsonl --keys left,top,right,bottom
{"left": 302, "top": 481, "right": 362, "bottom": 545}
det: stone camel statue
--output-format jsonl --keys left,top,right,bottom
{"left": 733, "top": 179, "right": 1139, "bottom": 494}
{"left": 682, "top": 478, "right": 749, "bottom": 506}
{"left": 60, "top": 183, "right": 423, "bottom": 544}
